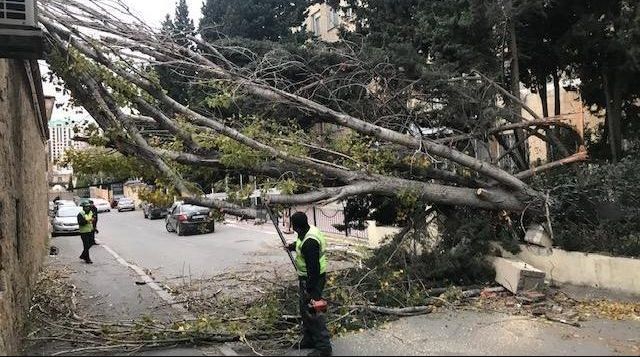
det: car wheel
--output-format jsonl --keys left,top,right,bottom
{"left": 51, "top": 232, "right": 58, "bottom": 237}
{"left": 177, "top": 223, "right": 184, "bottom": 236}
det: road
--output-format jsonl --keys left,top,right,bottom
{"left": 52, "top": 209, "right": 290, "bottom": 284}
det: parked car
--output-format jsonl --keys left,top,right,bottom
{"left": 116, "top": 198, "right": 136, "bottom": 212}
{"left": 92, "top": 198, "right": 111, "bottom": 212}
{"left": 56, "top": 200, "right": 77, "bottom": 207}
{"left": 111, "top": 196, "right": 124, "bottom": 209}
{"left": 165, "top": 203, "right": 215, "bottom": 236}
{"left": 50, "top": 199, "right": 76, "bottom": 217}
{"left": 51, "top": 206, "right": 83, "bottom": 237}
{"left": 143, "top": 202, "right": 169, "bottom": 220}
{"left": 77, "top": 197, "right": 92, "bottom": 207}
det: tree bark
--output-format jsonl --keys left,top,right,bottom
{"left": 552, "top": 71, "right": 561, "bottom": 116}
{"left": 505, "top": 0, "right": 528, "bottom": 169}
{"left": 603, "top": 70, "right": 623, "bottom": 163}
{"left": 538, "top": 81, "right": 549, "bottom": 118}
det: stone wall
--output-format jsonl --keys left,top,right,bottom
{"left": 0, "top": 59, "right": 49, "bottom": 355}
{"left": 501, "top": 244, "right": 640, "bottom": 295}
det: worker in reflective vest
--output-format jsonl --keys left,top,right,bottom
{"left": 287, "top": 212, "right": 332, "bottom": 356}
{"left": 77, "top": 203, "right": 95, "bottom": 264}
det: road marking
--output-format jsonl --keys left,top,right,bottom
{"left": 100, "top": 243, "right": 195, "bottom": 320}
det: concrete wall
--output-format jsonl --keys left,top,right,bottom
{"left": 366, "top": 221, "right": 402, "bottom": 248}
{"left": 0, "top": 59, "right": 49, "bottom": 355}
{"left": 502, "top": 244, "right": 640, "bottom": 295}
{"left": 90, "top": 186, "right": 110, "bottom": 200}
{"left": 124, "top": 183, "right": 148, "bottom": 207}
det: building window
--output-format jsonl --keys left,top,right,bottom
{"left": 329, "top": 8, "right": 340, "bottom": 29}
{"left": 313, "top": 13, "right": 321, "bottom": 36}
{"left": 346, "top": 7, "right": 353, "bottom": 18}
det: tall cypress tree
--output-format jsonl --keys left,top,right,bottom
{"left": 157, "top": 1, "right": 196, "bottom": 107}
{"left": 200, "top": 0, "right": 308, "bottom": 42}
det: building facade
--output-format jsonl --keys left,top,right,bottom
{"left": 48, "top": 117, "right": 88, "bottom": 167}
{"left": 304, "top": 1, "right": 355, "bottom": 42}
{"left": 522, "top": 83, "right": 602, "bottom": 164}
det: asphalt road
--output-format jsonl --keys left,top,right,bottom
{"left": 54, "top": 209, "right": 290, "bottom": 284}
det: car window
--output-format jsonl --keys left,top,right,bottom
{"left": 183, "top": 205, "right": 207, "bottom": 213}
{"left": 57, "top": 207, "right": 82, "bottom": 217}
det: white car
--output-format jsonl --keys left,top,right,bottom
{"left": 51, "top": 206, "right": 83, "bottom": 236}
{"left": 92, "top": 198, "right": 111, "bottom": 212}
{"left": 117, "top": 198, "right": 136, "bottom": 212}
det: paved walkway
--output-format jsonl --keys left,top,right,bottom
{"left": 329, "top": 310, "right": 639, "bottom": 356}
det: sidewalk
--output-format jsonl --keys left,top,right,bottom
{"left": 33, "top": 232, "right": 640, "bottom": 356}
{"left": 27, "top": 236, "right": 221, "bottom": 356}
{"left": 326, "top": 310, "right": 639, "bottom": 356}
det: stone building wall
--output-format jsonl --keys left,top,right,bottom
{"left": 0, "top": 59, "right": 50, "bottom": 355}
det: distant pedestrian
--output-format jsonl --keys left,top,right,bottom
{"left": 88, "top": 200, "right": 99, "bottom": 245}
{"left": 77, "top": 202, "right": 95, "bottom": 264}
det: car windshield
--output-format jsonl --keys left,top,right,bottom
{"left": 182, "top": 205, "right": 207, "bottom": 213}
{"left": 120, "top": 199, "right": 133, "bottom": 204}
{"left": 57, "top": 200, "right": 75, "bottom": 206}
{"left": 57, "top": 207, "right": 82, "bottom": 217}
{"left": 93, "top": 199, "right": 108, "bottom": 204}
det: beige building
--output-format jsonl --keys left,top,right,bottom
{"left": 304, "top": 1, "right": 355, "bottom": 42}
{"left": 522, "top": 83, "right": 603, "bottom": 164}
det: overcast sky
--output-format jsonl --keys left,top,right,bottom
{"left": 43, "top": 0, "right": 204, "bottom": 123}
{"left": 123, "top": 0, "right": 204, "bottom": 27}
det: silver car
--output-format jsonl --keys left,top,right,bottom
{"left": 51, "top": 206, "right": 83, "bottom": 236}
{"left": 117, "top": 198, "right": 136, "bottom": 212}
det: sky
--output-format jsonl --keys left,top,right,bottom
{"left": 122, "top": 0, "right": 203, "bottom": 27}
{"left": 43, "top": 0, "right": 204, "bottom": 125}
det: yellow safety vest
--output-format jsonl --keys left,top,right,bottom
{"left": 295, "top": 226, "right": 328, "bottom": 277}
{"left": 79, "top": 211, "right": 94, "bottom": 234}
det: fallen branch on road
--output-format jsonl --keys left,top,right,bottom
{"left": 348, "top": 305, "right": 434, "bottom": 316}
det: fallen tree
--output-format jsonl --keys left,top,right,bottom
{"left": 38, "top": 0, "right": 586, "bottom": 219}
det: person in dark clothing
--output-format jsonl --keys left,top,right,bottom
{"left": 77, "top": 202, "right": 95, "bottom": 264}
{"left": 287, "top": 212, "right": 332, "bottom": 356}
{"left": 88, "top": 200, "right": 99, "bottom": 245}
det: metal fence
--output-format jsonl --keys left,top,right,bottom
{"left": 284, "top": 205, "right": 368, "bottom": 240}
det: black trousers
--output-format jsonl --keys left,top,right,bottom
{"left": 299, "top": 275, "right": 331, "bottom": 352}
{"left": 80, "top": 232, "right": 94, "bottom": 261}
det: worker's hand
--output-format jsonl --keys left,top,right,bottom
{"left": 94, "top": 229, "right": 99, "bottom": 234}
{"left": 286, "top": 242, "right": 296, "bottom": 251}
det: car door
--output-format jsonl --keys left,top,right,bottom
{"left": 167, "top": 204, "right": 180, "bottom": 230}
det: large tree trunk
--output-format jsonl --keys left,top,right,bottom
{"left": 603, "top": 70, "right": 624, "bottom": 163}
{"left": 538, "top": 81, "right": 549, "bottom": 118}
{"left": 552, "top": 71, "right": 561, "bottom": 116}
{"left": 506, "top": 0, "right": 528, "bottom": 170}
{"left": 538, "top": 80, "right": 552, "bottom": 161}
